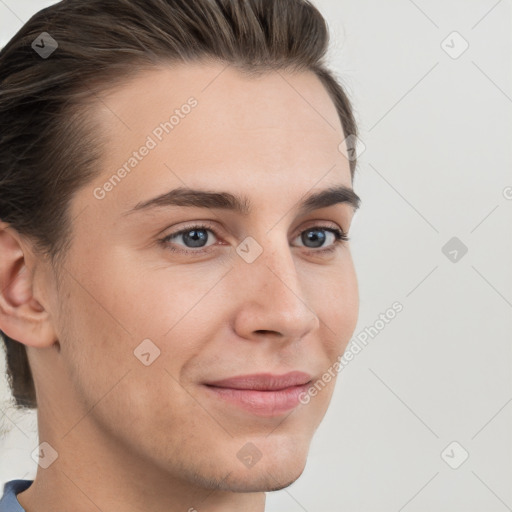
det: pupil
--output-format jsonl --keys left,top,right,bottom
{"left": 184, "top": 229, "right": 207, "bottom": 247}
{"left": 303, "top": 229, "right": 325, "bottom": 248}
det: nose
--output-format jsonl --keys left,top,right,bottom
{"left": 231, "top": 238, "right": 320, "bottom": 344}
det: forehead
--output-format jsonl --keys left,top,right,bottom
{"left": 97, "top": 61, "right": 344, "bottom": 135}
{"left": 77, "top": 62, "right": 352, "bottom": 216}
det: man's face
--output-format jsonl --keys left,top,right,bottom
{"left": 37, "top": 62, "right": 359, "bottom": 493}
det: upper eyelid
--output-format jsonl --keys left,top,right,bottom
{"left": 163, "top": 220, "right": 346, "bottom": 239}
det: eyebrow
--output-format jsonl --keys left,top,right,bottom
{"left": 123, "top": 184, "right": 361, "bottom": 217}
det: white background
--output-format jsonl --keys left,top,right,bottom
{"left": 1, "top": 1, "right": 511, "bottom": 511}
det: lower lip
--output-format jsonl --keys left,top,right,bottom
{"left": 203, "top": 383, "right": 311, "bottom": 417}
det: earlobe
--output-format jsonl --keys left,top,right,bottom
{"left": 0, "top": 222, "right": 57, "bottom": 348}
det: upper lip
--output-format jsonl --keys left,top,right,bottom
{"left": 204, "top": 371, "right": 312, "bottom": 391}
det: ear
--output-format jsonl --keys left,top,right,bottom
{"left": 0, "top": 221, "right": 57, "bottom": 348}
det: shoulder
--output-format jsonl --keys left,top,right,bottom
{"left": 0, "top": 480, "right": 33, "bottom": 512}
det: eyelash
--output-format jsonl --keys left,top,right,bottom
{"left": 158, "top": 221, "right": 349, "bottom": 256}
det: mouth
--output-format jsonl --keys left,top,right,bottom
{"left": 203, "top": 371, "right": 313, "bottom": 417}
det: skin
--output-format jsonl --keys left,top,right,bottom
{"left": 0, "top": 61, "right": 359, "bottom": 512}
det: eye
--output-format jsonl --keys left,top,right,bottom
{"left": 159, "top": 223, "right": 219, "bottom": 254}
{"left": 158, "top": 222, "right": 349, "bottom": 256}
{"left": 292, "top": 226, "right": 349, "bottom": 254}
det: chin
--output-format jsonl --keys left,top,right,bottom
{"left": 219, "top": 437, "right": 310, "bottom": 492}
{"left": 217, "top": 458, "right": 308, "bottom": 493}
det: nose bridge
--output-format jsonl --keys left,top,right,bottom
{"left": 249, "top": 225, "right": 300, "bottom": 292}
{"left": 233, "top": 228, "right": 319, "bottom": 339}
{"left": 260, "top": 235, "right": 301, "bottom": 296}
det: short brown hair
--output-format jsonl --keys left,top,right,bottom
{"left": 0, "top": 0, "right": 359, "bottom": 410}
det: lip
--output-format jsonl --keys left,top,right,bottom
{"left": 203, "top": 371, "right": 312, "bottom": 417}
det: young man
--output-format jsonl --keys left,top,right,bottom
{"left": 0, "top": 0, "right": 361, "bottom": 510}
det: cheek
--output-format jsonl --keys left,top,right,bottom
{"left": 339, "top": 265, "right": 359, "bottom": 336}
{"left": 68, "top": 240, "right": 222, "bottom": 343}
{"left": 78, "top": 258, "right": 233, "bottom": 389}
{"left": 55, "top": 270, "right": 212, "bottom": 429}
{"left": 311, "top": 255, "right": 359, "bottom": 351}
